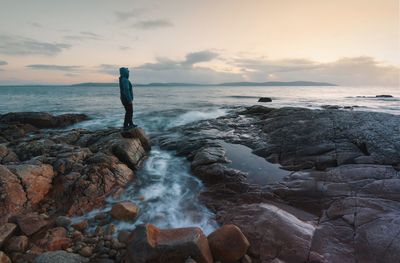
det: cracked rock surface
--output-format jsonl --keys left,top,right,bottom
{"left": 156, "top": 106, "right": 400, "bottom": 263}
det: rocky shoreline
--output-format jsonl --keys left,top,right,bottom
{"left": 156, "top": 105, "right": 400, "bottom": 263}
{"left": 1, "top": 106, "right": 399, "bottom": 263}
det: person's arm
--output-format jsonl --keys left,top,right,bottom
{"left": 122, "top": 78, "right": 133, "bottom": 103}
{"left": 129, "top": 81, "right": 134, "bottom": 101}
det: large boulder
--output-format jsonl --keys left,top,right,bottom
{"left": 125, "top": 224, "right": 213, "bottom": 263}
{"left": 7, "top": 164, "right": 55, "bottom": 204}
{"left": 112, "top": 138, "right": 147, "bottom": 170}
{"left": 0, "top": 166, "right": 27, "bottom": 218}
{"left": 110, "top": 201, "right": 139, "bottom": 221}
{"left": 207, "top": 224, "right": 250, "bottom": 262}
{"left": 0, "top": 112, "right": 88, "bottom": 129}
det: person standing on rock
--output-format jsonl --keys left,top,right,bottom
{"left": 119, "top": 67, "right": 136, "bottom": 129}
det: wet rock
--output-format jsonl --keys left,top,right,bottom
{"left": 258, "top": 97, "right": 272, "bottom": 102}
{"left": 120, "top": 127, "right": 151, "bottom": 152}
{"left": 4, "top": 235, "right": 28, "bottom": 253}
{"left": 0, "top": 166, "right": 27, "bottom": 218}
{"left": 125, "top": 224, "right": 213, "bottom": 263}
{"left": 0, "top": 251, "right": 11, "bottom": 263}
{"left": 7, "top": 163, "right": 55, "bottom": 204}
{"left": 36, "top": 227, "right": 71, "bottom": 251}
{"left": 110, "top": 201, "right": 139, "bottom": 221}
{"left": 33, "top": 250, "right": 88, "bottom": 263}
{"left": 207, "top": 224, "right": 250, "bottom": 262}
{"left": 112, "top": 138, "right": 147, "bottom": 170}
{"left": 0, "top": 112, "right": 88, "bottom": 129}
{"left": 15, "top": 213, "right": 50, "bottom": 236}
{"left": 0, "top": 223, "right": 17, "bottom": 248}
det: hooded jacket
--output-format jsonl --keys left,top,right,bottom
{"left": 119, "top": 67, "right": 133, "bottom": 105}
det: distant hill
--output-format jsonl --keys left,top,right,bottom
{"left": 71, "top": 81, "right": 336, "bottom": 87}
{"left": 217, "top": 81, "right": 336, "bottom": 86}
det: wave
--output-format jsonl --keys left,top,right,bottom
{"left": 169, "top": 108, "right": 227, "bottom": 127}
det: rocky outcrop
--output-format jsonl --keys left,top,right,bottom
{"left": 0, "top": 112, "right": 151, "bottom": 262}
{"left": 155, "top": 105, "right": 400, "bottom": 263}
{"left": 0, "top": 112, "right": 88, "bottom": 129}
{"left": 125, "top": 224, "right": 213, "bottom": 263}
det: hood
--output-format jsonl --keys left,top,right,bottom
{"left": 119, "top": 67, "right": 129, "bottom": 78}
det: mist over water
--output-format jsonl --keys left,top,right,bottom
{"left": 1, "top": 85, "right": 399, "bottom": 232}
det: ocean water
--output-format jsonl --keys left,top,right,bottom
{"left": 0, "top": 85, "right": 399, "bottom": 233}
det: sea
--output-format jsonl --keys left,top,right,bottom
{"left": 0, "top": 85, "right": 399, "bottom": 233}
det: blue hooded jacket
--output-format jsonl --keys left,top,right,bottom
{"left": 119, "top": 67, "right": 133, "bottom": 105}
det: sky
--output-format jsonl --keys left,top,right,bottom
{"left": 0, "top": 0, "right": 398, "bottom": 86}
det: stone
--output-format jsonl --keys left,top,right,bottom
{"left": 110, "top": 201, "right": 139, "bottom": 221}
{"left": 55, "top": 216, "right": 72, "bottom": 228}
{"left": 0, "top": 251, "right": 11, "bottom": 263}
{"left": 4, "top": 235, "right": 28, "bottom": 253}
{"left": 79, "top": 246, "right": 93, "bottom": 257}
{"left": 0, "top": 223, "right": 17, "bottom": 248}
{"left": 207, "top": 224, "right": 250, "bottom": 262}
{"left": 258, "top": 97, "right": 272, "bottom": 102}
{"left": 7, "top": 164, "right": 55, "bottom": 204}
{"left": 33, "top": 250, "right": 88, "bottom": 263}
{"left": 125, "top": 224, "right": 213, "bottom": 263}
{"left": 15, "top": 213, "right": 49, "bottom": 236}
{"left": 36, "top": 227, "right": 71, "bottom": 251}
{"left": 72, "top": 220, "right": 88, "bottom": 232}
{"left": 0, "top": 165, "right": 27, "bottom": 217}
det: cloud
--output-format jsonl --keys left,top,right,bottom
{"left": 98, "top": 64, "right": 120, "bottom": 75}
{"left": 137, "top": 50, "right": 219, "bottom": 71}
{"left": 119, "top": 46, "right": 132, "bottom": 50}
{"left": 132, "top": 19, "right": 173, "bottom": 30}
{"left": 64, "top": 31, "right": 103, "bottom": 41}
{"left": 30, "top": 22, "right": 43, "bottom": 28}
{"left": 0, "top": 60, "right": 7, "bottom": 66}
{"left": 230, "top": 56, "right": 399, "bottom": 86}
{"left": 26, "top": 64, "right": 81, "bottom": 72}
{"left": 0, "top": 34, "right": 71, "bottom": 56}
{"left": 183, "top": 51, "right": 219, "bottom": 66}
{"left": 115, "top": 8, "right": 146, "bottom": 21}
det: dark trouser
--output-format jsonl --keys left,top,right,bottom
{"left": 123, "top": 103, "right": 133, "bottom": 127}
